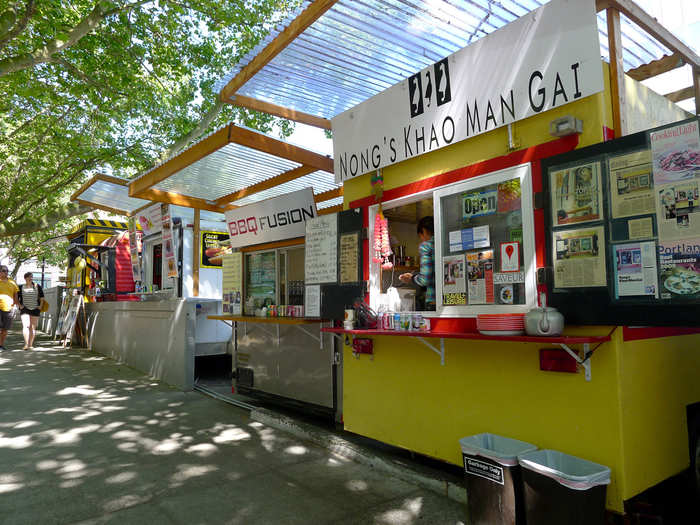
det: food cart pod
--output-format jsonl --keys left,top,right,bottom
{"left": 110, "top": 122, "right": 343, "bottom": 412}
{"left": 69, "top": 129, "right": 341, "bottom": 393}
{"left": 214, "top": 0, "right": 700, "bottom": 515}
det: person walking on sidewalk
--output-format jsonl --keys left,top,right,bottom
{"left": 0, "top": 265, "right": 19, "bottom": 351}
{"left": 18, "top": 272, "right": 44, "bottom": 350}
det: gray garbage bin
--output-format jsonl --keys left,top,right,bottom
{"left": 518, "top": 449, "right": 611, "bottom": 525}
{"left": 459, "top": 433, "right": 537, "bottom": 525}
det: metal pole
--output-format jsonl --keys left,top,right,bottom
{"left": 41, "top": 257, "right": 45, "bottom": 288}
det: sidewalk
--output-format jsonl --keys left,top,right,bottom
{"left": 0, "top": 323, "right": 466, "bottom": 525}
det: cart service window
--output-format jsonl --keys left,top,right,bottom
{"left": 434, "top": 163, "right": 537, "bottom": 315}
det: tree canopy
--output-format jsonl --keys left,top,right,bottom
{"left": 0, "top": 0, "right": 297, "bottom": 273}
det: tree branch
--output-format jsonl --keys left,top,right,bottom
{"left": 0, "top": 0, "right": 36, "bottom": 53}
{"left": 159, "top": 99, "right": 225, "bottom": 162}
{"left": 0, "top": 203, "right": 92, "bottom": 238}
{"left": 49, "top": 56, "right": 127, "bottom": 97}
{"left": 0, "top": 1, "right": 153, "bottom": 78}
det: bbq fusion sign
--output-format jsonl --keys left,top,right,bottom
{"left": 224, "top": 188, "right": 317, "bottom": 248}
{"left": 331, "top": 0, "right": 604, "bottom": 182}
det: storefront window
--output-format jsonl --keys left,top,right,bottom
{"left": 244, "top": 251, "right": 277, "bottom": 313}
{"left": 434, "top": 163, "right": 537, "bottom": 314}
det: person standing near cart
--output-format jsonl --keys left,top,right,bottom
{"left": 399, "top": 216, "right": 436, "bottom": 311}
{"left": 0, "top": 265, "right": 19, "bottom": 351}
{"left": 18, "top": 272, "right": 44, "bottom": 350}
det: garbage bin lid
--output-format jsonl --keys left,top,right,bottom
{"left": 517, "top": 449, "right": 611, "bottom": 490}
{"left": 459, "top": 433, "right": 538, "bottom": 466}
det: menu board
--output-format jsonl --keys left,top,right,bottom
{"left": 304, "top": 284, "right": 321, "bottom": 317}
{"left": 222, "top": 252, "right": 242, "bottom": 314}
{"left": 339, "top": 232, "right": 359, "bottom": 283}
{"left": 304, "top": 214, "right": 337, "bottom": 284}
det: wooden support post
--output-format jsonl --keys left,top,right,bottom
{"left": 694, "top": 67, "right": 700, "bottom": 116}
{"left": 193, "top": 209, "right": 200, "bottom": 297}
{"left": 607, "top": 8, "right": 627, "bottom": 138}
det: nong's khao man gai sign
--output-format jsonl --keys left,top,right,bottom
{"left": 224, "top": 188, "right": 317, "bottom": 249}
{"left": 331, "top": 0, "right": 604, "bottom": 182}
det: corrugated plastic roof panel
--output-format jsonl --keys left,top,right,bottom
{"left": 230, "top": 170, "right": 338, "bottom": 206}
{"left": 152, "top": 141, "right": 303, "bottom": 202}
{"left": 77, "top": 179, "right": 150, "bottom": 214}
{"left": 317, "top": 196, "right": 343, "bottom": 209}
{"left": 132, "top": 123, "right": 339, "bottom": 204}
{"left": 215, "top": 0, "right": 678, "bottom": 119}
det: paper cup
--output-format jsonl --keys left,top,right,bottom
{"left": 344, "top": 309, "right": 355, "bottom": 321}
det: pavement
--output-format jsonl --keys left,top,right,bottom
{"left": 0, "top": 323, "right": 467, "bottom": 525}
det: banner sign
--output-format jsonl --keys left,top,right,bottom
{"left": 136, "top": 203, "right": 162, "bottom": 236}
{"left": 161, "top": 204, "right": 178, "bottom": 278}
{"left": 224, "top": 188, "right": 317, "bottom": 248}
{"left": 201, "top": 231, "right": 231, "bottom": 268}
{"left": 331, "top": 0, "right": 603, "bottom": 181}
{"left": 127, "top": 216, "right": 141, "bottom": 282}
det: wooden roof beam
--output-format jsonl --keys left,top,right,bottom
{"left": 75, "top": 199, "right": 129, "bottom": 217}
{"left": 318, "top": 204, "right": 343, "bottom": 216}
{"left": 228, "top": 95, "right": 332, "bottom": 130}
{"left": 228, "top": 125, "right": 333, "bottom": 172}
{"left": 313, "top": 187, "right": 343, "bottom": 203}
{"left": 129, "top": 125, "right": 230, "bottom": 197}
{"left": 136, "top": 188, "right": 226, "bottom": 214}
{"left": 219, "top": 0, "right": 339, "bottom": 102}
{"left": 215, "top": 165, "right": 316, "bottom": 205}
{"left": 665, "top": 86, "right": 694, "bottom": 103}
{"left": 626, "top": 53, "right": 685, "bottom": 81}
{"left": 605, "top": 0, "right": 700, "bottom": 68}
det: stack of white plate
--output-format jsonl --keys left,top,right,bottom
{"left": 476, "top": 314, "right": 526, "bottom": 336}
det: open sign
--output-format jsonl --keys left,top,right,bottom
{"left": 463, "top": 189, "right": 498, "bottom": 219}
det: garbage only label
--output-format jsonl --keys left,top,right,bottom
{"left": 464, "top": 457, "right": 504, "bottom": 485}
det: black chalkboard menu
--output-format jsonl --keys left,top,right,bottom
{"left": 303, "top": 209, "right": 364, "bottom": 320}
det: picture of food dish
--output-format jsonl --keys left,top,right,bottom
{"left": 499, "top": 285, "right": 513, "bottom": 304}
{"left": 657, "top": 149, "right": 700, "bottom": 173}
{"left": 663, "top": 268, "right": 700, "bottom": 295}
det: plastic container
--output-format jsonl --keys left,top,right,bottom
{"left": 518, "top": 449, "right": 611, "bottom": 525}
{"left": 459, "top": 433, "right": 537, "bottom": 525}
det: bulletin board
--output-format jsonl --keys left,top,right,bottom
{"left": 542, "top": 117, "right": 700, "bottom": 326}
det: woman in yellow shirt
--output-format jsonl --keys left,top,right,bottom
{"left": 0, "top": 265, "right": 19, "bottom": 351}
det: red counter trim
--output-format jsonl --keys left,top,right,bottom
{"left": 622, "top": 326, "right": 700, "bottom": 341}
{"left": 349, "top": 135, "right": 579, "bottom": 210}
{"left": 322, "top": 326, "right": 610, "bottom": 345}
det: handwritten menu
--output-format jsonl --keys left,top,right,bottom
{"left": 305, "top": 214, "right": 337, "bottom": 284}
{"left": 339, "top": 232, "right": 359, "bottom": 283}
